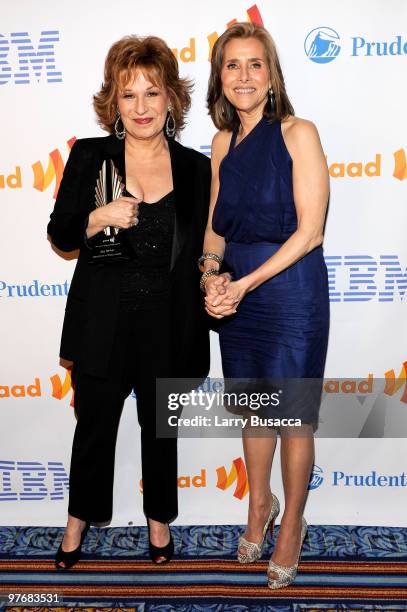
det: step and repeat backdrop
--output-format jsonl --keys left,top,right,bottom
{"left": 1, "top": 0, "right": 406, "bottom": 526}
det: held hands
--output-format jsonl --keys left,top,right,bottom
{"left": 89, "top": 196, "right": 140, "bottom": 234}
{"left": 205, "top": 273, "right": 247, "bottom": 319}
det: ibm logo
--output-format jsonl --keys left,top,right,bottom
{"left": 0, "top": 30, "right": 62, "bottom": 85}
{"left": 0, "top": 460, "right": 68, "bottom": 501}
{"left": 326, "top": 255, "right": 407, "bottom": 302}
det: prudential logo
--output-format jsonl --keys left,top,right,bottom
{"left": 305, "top": 27, "right": 407, "bottom": 62}
{"left": 304, "top": 27, "right": 341, "bottom": 63}
{"left": 308, "top": 464, "right": 324, "bottom": 490}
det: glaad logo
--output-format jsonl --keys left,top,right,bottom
{"left": 139, "top": 470, "right": 206, "bottom": 493}
{"left": 321, "top": 364, "right": 407, "bottom": 405}
{"left": 304, "top": 27, "right": 341, "bottom": 63}
{"left": 0, "top": 138, "right": 76, "bottom": 197}
{"left": 207, "top": 4, "right": 263, "bottom": 61}
{"left": 327, "top": 149, "right": 407, "bottom": 180}
{"left": 327, "top": 154, "right": 380, "bottom": 178}
{"left": 0, "top": 30, "right": 62, "bottom": 85}
{"left": 0, "top": 368, "right": 74, "bottom": 407}
{"left": 0, "top": 167, "right": 22, "bottom": 190}
{"left": 384, "top": 361, "right": 407, "bottom": 404}
{"left": 170, "top": 4, "right": 263, "bottom": 63}
{"left": 33, "top": 137, "right": 76, "bottom": 198}
{"left": 50, "top": 369, "right": 74, "bottom": 406}
{"left": 199, "top": 146, "right": 407, "bottom": 181}
{"left": 308, "top": 464, "right": 324, "bottom": 490}
{"left": 0, "top": 379, "right": 41, "bottom": 399}
{"left": 216, "top": 457, "right": 249, "bottom": 499}
{"left": 393, "top": 149, "right": 407, "bottom": 181}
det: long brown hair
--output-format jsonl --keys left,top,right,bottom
{"left": 94, "top": 35, "right": 193, "bottom": 136}
{"left": 207, "top": 22, "right": 294, "bottom": 131}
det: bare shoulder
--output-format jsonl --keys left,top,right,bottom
{"left": 211, "top": 130, "right": 233, "bottom": 166}
{"left": 281, "top": 116, "right": 324, "bottom": 161}
{"left": 282, "top": 116, "right": 322, "bottom": 152}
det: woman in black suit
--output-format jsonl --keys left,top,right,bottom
{"left": 48, "top": 35, "right": 210, "bottom": 568}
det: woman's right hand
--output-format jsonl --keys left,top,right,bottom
{"left": 86, "top": 197, "right": 140, "bottom": 238}
{"left": 204, "top": 273, "right": 236, "bottom": 318}
{"left": 205, "top": 273, "right": 231, "bottom": 298}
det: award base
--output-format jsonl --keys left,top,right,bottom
{"left": 88, "top": 228, "right": 131, "bottom": 264}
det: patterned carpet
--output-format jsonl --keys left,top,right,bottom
{"left": 0, "top": 524, "right": 407, "bottom": 610}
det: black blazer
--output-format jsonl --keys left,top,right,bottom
{"left": 47, "top": 134, "right": 211, "bottom": 380}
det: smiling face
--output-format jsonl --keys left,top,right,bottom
{"left": 116, "top": 68, "right": 170, "bottom": 141}
{"left": 221, "top": 36, "right": 270, "bottom": 118}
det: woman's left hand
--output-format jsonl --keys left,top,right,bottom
{"left": 205, "top": 280, "right": 247, "bottom": 319}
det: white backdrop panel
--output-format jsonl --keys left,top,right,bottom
{"left": 1, "top": 0, "right": 406, "bottom": 526}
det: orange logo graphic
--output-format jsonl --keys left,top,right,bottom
{"left": 384, "top": 360, "right": 407, "bottom": 403}
{"left": 207, "top": 4, "right": 264, "bottom": 60}
{"left": 0, "top": 167, "right": 22, "bottom": 189}
{"left": 393, "top": 149, "right": 407, "bottom": 181}
{"left": 327, "top": 154, "right": 381, "bottom": 178}
{"left": 216, "top": 457, "right": 249, "bottom": 499}
{"left": 50, "top": 368, "right": 74, "bottom": 407}
{"left": 0, "top": 378, "right": 41, "bottom": 398}
{"left": 171, "top": 4, "right": 264, "bottom": 62}
{"left": 140, "top": 469, "right": 206, "bottom": 493}
{"left": 178, "top": 469, "right": 207, "bottom": 488}
{"left": 324, "top": 374, "right": 373, "bottom": 393}
{"left": 32, "top": 137, "right": 76, "bottom": 198}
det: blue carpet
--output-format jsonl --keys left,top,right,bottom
{"left": 0, "top": 524, "right": 407, "bottom": 610}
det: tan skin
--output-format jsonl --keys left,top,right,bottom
{"left": 57, "top": 69, "right": 173, "bottom": 568}
{"left": 203, "top": 37, "right": 329, "bottom": 578}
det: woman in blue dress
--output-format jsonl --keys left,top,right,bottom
{"left": 201, "top": 23, "right": 329, "bottom": 589}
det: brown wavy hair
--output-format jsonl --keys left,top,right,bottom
{"left": 207, "top": 23, "right": 294, "bottom": 131}
{"left": 94, "top": 35, "right": 193, "bottom": 136}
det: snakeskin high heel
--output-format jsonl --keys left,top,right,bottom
{"left": 237, "top": 493, "right": 280, "bottom": 563}
{"left": 267, "top": 517, "right": 308, "bottom": 589}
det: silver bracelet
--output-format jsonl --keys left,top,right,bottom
{"left": 198, "top": 252, "right": 223, "bottom": 272}
{"left": 200, "top": 268, "right": 219, "bottom": 292}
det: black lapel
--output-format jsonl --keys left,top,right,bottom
{"left": 168, "top": 138, "right": 194, "bottom": 271}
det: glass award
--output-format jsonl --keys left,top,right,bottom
{"left": 88, "top": 159, "right": 131, "bottom": 264}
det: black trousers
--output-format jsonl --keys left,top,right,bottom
{"left": 67, "top": 303, "right": 177, "bottom": 524}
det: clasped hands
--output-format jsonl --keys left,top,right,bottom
{"left": 205, "top": 273, "right": 246, "bottom": 319}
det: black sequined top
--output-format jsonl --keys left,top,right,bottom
{"left": 119, "top": 190, "right": 175, "bottom": 310}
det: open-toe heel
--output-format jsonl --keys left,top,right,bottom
{"left": 55, "top": 522, "right": 90, "bottom": 570}
{"left": 238, "top": 493, "right": 280, "bottom": 563}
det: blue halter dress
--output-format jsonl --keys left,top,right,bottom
{"left": 212, "top": 117, "right": 329, "bottom": 382}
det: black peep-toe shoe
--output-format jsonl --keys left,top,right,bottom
{"left": 148, "top": 521, "right": 174, "bottom": 564}
{"left": 55, "top": 522, "right": 90, "bottom": 570}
